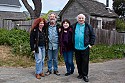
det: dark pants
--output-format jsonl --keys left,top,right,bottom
{"left": 75, "top": 47, "right": 90, "bottom": 76}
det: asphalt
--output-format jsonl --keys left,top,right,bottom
{"left": 0, "top": 58, "right": 125, "bottom": 83}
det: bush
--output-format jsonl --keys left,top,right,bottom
{"left": 0, "top": 28, "right": 125, "bottom": 62}
{"left": 90, "top": 44, "right": 125, "bottom": 62}
{"left": 0, "top": 28, "right": 32, "bottom": 57}
{"left": 116, "top": 18, "right": 125, "bottom": 32}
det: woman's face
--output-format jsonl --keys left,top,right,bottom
{"left": 39, "top": 21, "right": 44, "bottom": 29}
{"left": 63, "top": 21, "right": 69, "bottom": 29}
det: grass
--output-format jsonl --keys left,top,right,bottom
{"left": 0, "top": 44, "right": 125, "bottom": 67}
{"left": 0, "top": 45, "right": 35, "bottom": 67}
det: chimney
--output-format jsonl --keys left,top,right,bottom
{"left": 106, "top": 0, "right": 109, "bottom": 7}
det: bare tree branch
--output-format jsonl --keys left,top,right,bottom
{"left": 32, "top": 0, "right": 42, "bottom": 18}
{"left": 21, "top": 0, "right": 42, "bottom": 19}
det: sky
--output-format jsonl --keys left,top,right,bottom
{"left": 19, "top": 0, "right": 113, "bottom": 13}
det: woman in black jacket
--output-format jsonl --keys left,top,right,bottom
{"left": 30, "top": 18, "right": 47, "bottom": 79}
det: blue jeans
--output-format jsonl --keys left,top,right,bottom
{"left": 63, "top": 51, "right": 74, "bottom": 73}
{"left": 47, "top": 49, "right": 58, "bottom": 72}
{"left": 34, "top": 46, "right": 45, "bottom": 74}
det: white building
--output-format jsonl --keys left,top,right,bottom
{"left": 0, "top": 0, "right": 21, "bottom": 12}
{"left": 97, "top": 0, "right": 113, "bottom": 9}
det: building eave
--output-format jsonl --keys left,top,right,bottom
{"left": 0, "top": 4, "right": 21, "bottom": 8}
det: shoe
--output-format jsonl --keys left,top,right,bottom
{"left": 35, "top": 74, "right": 41, "bottom": 79}
{"left": 45, "top": 70, "right": 52, "bottom": 76}
{"left": 53, "top": 71, "right": 60, "bottom": 76}
{"left": 70, "top": 71, "right": 74, "bottom": 74}
{"left": 77, "top": 75, "right": 83, "bottom": 79}
{"left": 65, "top": 73, "right": 70, "bottom": 76}
{"left": 39, "top": 72, "right": 45, "bottom": 77}
{"left": 83, "top": 76, "right": 89, "bottom": 82}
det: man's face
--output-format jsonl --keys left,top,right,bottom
{"left": 78, "top": 15, "right": 85, "bottom": 24}
{"left": 49, "top": 14, "right": 57, "bottom": 23}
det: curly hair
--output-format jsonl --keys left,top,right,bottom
{"left": 30, "top": 18, "right": 46, "bottom": 32}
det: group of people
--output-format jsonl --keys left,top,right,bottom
{"left": 30, "top": 13, "right": 95, "bottom": 82}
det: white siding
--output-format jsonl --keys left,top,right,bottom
{"left": 97, "top": 0, "right": 113, "bottom": 10}
{"left": 0, "top": 6, "right": 21, "bottom": 12}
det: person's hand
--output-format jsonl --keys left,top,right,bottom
{"left": 32, "top": 50, "right": 35, "bottom": 54}
{"left": 59, "top": 28, "right": 61, "bottom": 32}
{"left": 88, "top": 45, "right": 92, "bottom": 49}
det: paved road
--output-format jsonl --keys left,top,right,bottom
{"left": 0, "top": 59, "right": 125, "bottom": 83}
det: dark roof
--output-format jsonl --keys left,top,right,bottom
{"left": 59, "top": 0, "right": 118, "bottom": 18}
{"left": 0, "top": 11, "right": 27, "bottom": 20}
{"left": 0, "top": 0, "right": 21, "bottom": 7}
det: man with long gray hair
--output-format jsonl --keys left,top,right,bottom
{"left": 72, "top": 14, "right": 95, "bottom": 82}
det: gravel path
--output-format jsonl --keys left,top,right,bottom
{"left": 0, "top": 58, "right": 125, "bottom": 83}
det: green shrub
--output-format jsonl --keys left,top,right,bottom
{"left": 0, "top": 28, "right": 31, "bottom": 57}
{"left": 90, "top": 44, "right": 125, "bottom": 62}
{"left": 116, "top": 18, "right": 125, "bottom": 32}
{"left": 0, "top": 28, "right": 125, "bottom": 62}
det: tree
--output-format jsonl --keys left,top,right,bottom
{"left": 113, "top": 0, "right": 125, "bottom": 17}
{"left": 21, "top": 0, "right": 42, "bottom": 19}
{"left": 42, "top": 10, "right": 54, "bottom": 20}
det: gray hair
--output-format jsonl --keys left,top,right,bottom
{"left": 48, "top": 12, "right": 57, "bottom": 18}
{"left": 76, "top": 14, "right": 86, "bottom": 21}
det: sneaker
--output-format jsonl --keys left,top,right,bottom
{"left": 53, "top": 71, "right": 60, "bottom": 76}
{"left": 65, "top": 73, "right": 70, "bottom": 76}
{"left": 45, "top": 70, "right": 52, "bottom": 76}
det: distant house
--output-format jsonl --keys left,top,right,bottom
{"left": 59, "top": 0, "right": 118, "bottom": 30}
{"left": 0, "top": 0, "right": 21, "bottom": 12}
{"left": 0, "top": 0, "right": 28, "bottom": 29}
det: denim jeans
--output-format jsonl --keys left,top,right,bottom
{"left": 47, "top": 49, "right": 58, "bottom": 72}
{"left": 34, "top": 46, "right": 45, "bottom": 74}
{"left": 63, "top": 51, "right": 74, "bottom": 73}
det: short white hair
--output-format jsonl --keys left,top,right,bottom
{"left": 76, "top": 14, "right": 86, "bottom": 21}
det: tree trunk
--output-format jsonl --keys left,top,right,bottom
{"left": 21, "top": 0, "right": 42, "bottom": 19}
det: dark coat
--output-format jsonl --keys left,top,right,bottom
{"left": 30, "top": 27, "right": 47, "bottom": 53}
{"left": 72, "top": 22, "right": 95, "bottom": 49}
{"left": 59, "top": 27, "right": 73, "bottom": 54}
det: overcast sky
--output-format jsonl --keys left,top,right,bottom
{"left": 19, "top": 0, "right": 113, "bottom": 13}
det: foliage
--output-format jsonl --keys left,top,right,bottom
{"left": 41, "top": 10, "right": 54, "bottom": 20}
{"left": 0, "top": 28, "right": 125, "bottom": 65}
{"left": 0, "top": 28, "right": 32, "bottom": 57}
{"left": 116, "top": 18, "right": 125, "bottom": 31}
{"left": 113, "top": 0, "right": 125, "bottom": 17}
{"left": 90, "top": 44, "right": 125, "bottom": 62}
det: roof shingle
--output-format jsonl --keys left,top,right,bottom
{"left": 0, "top": 0, "right": 21, "bottom": 7}
{"left": 59, "top": 0, "right": 118, "bottom": 18}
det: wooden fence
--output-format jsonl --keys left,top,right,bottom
{"left": 1, "top": 20, "right": 32, "bottom": 32}
{"left": 94, "top": 29, "right": 125, "bottom": 45}
{"left": 1, "top": 19, "right": 125, "bottom": 45}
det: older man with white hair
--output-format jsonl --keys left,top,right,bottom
{"left": 72, "top": 14, "right": 95, "bottom": 82}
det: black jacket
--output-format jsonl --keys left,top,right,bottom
{"left": 30, "top": 27, "right": 47, "bottom": 53}
{"left": 72, "top": 22, "right": 95, "bottom": 49}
